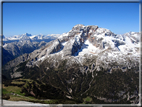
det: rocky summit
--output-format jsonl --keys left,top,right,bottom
{"left": 2, "top": 24, "right": 140, "bottom": 104}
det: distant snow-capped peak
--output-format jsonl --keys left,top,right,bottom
{"left": 3, "top": 33, "right": 61, "bottom": 41}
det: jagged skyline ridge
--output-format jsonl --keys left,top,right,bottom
{"left": 3, "top": 24, "right": 140, "bottom": 71}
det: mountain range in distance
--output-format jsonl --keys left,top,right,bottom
{"left": 3, "top": 33, "right": 61, "bottom": 43}
{"left": 2, "top": 33, "right": 61, "bottom": 65}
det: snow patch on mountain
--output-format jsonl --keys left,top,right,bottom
{"left": 58, "top": 33, "right": 69, "bottom": 39}
{"left": 38, "top": 56, "right": 46, "bottom": 61}
{"left": 3, "top": 43, "right": 8, "bottom": 48}
{"left": 77, "top": 40, "right": 99, "bottom": 56}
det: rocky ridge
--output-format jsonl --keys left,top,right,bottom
{"left": 2, "top": 39, "right": 48, "bottom": 65}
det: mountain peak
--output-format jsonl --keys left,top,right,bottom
{"left": 41, "top": 24, "right": 140, "bottom": 62}
{"left": 24, "top": 33, "right": 32, "bottom": 36}
{"left": 73, "top": 24, "right": 85, "bottom": 27}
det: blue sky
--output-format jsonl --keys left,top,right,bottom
{"left": 3, "top": 2, "right": 139, "bottom": 37}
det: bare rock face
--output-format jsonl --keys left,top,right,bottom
{"left": 48, "top": 39, "right": 62, "bottom": 54}
{"left": 87, "top": 25, "right": 98, "bottom": 34}
{"left": 3, "top": 42, "right": 21, "bottom": 57}
{"left": 88, "top": 36, "right": 103, "bottom": 48}
{"left": 62, "top": 38, "right": 82, "bottom": 56}
{"left": 2, "top": 48, "right": 15, "bottom": 65}
{"left": 72, "top": 24, "right": 85, "bottom": 31}
{"left": 3, "top": 40, "right": 50, "bottom": 65}
{"left": 62, "top": 39, "right": 75, "bottom": 56}
{"left": 3, "top": 53, "right": 29, "bottom": 70}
